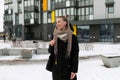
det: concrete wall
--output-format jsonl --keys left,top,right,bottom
{"left": 94, "top": 0, "right": 106, "bottom": 19}
{"left": 94, "top": 0, "right": 120, "bottom": 19}
{"left": 114, "top": 0, "right": 120, "bottom": 18}
{"left": 19, "top": 13, "right": 24, "bottom": 24}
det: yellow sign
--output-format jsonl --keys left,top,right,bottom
{"left": 73, "top": 25, "right": 77, "bottom": 36}
{"left": 51, "top": 11, "right": 55, "bottom": 23}
{"left": 43, "top": 0, "right": 48, "bottom": 11}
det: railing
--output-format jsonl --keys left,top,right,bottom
{"left": 79, "top": 43, "right": 94, "bottom": 51}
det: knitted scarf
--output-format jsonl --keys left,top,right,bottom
{"left": 53, "top": 25, "right": 72, "bottom": 57}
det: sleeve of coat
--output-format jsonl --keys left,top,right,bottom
{"left": 70, "top": 35, "right": 79, "bottom": 73}
{"left": 48, "top": 45, "right": 54, "bottom": 54}
{"left": 48, "top": 33, "right": 54, "bottom": 54}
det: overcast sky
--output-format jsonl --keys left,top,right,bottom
{"left": 0, "top": 0, "right": 4, "bottom": 32}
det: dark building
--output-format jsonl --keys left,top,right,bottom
{"left": 3, "top": 0, "right": 120, "bottom": 42}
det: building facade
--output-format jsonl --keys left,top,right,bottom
{"left": 3, "top": 0, "right": 120, "bottom": 42}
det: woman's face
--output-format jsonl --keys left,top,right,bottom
{"left": 56, "top": 18, "right": 67, "bottom": 30}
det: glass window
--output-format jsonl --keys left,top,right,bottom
{"left": 81, "top": 8, "right": 84, "bottom": 15}
{"left": 90, "top": 0, "right": 93, "bottom": 5}
{"left": 18, "top": 3, "right": 22, "bottom": 12}
{"left": 8, "top": 15, "right": 10, "bottom": 21}
{"left": 9, "top": 4, "right": 13, "bottom": 9}
{"left": 75, "top": 8, "right": 76, "bottom": 15}
{"left": 31, "top": 0, "right": 34, "bottom": 5}
{"left": 67, "top": 8, "right": 70, "bottom": 15}
{"left": 59, "top": 0, "right": 62, "bottom": 2}
{"left": 77, "top": 25, "right": 90, "bottom": 42}
{"left": 34, "top": 13, "right": 36, "bottom": 19}
{"left": 89, "top": 7, "right": 93, "bottom": 15}
{"left": 8, "top": 9, "right": 12, "bottom": 14}
{"left": 48, "top": 13, "right": 51, "bottom": 18}
{"left": 85, "top": 0, "right": 89, "bottom": 5}
{"left": 100, "top": 24, "right": 114, "bottom": 42}
{"left": 55, "top": 0, "right": 59, "bottom": 2}
{"left": 81, "top": 16, "right": 85, "bottom": 20}
{"left": 59, "top": 9, "right": 62, "bottom": 16}
{"left": 6, "top": 5, "right": 9, "bottom": 9}
{"left": 4, "top": 16, "right": 6, "bottom": 21}
{"left": 63, "top": 9, "right": 66, "bottom": 16}
{"left": 28, "top": 13, "right": 31, "bottom": 19}
{"left": 24, "top": 13, "right": 27, "bottom": 19}
{"left": 71, "top": 8, "right": 74, "bottom": 15}
{"left": 48, "top": 18, "right": 51, "bottom": 23}
{"left": 7, "top": 4, "right": 9, "bottom": 9}
{"left": 35, "top": 13, "right": 37, "bottom": 19}
{"left": 15, "top": 27, "right": 22, "bottom": 37}
{"left": 31, "top": 12, "right": 34, "bottom": 19}
{"left": 11, "top": 15, "right": 13, "bottom": 20}
{"left": 55, "top": 10, "right": 59, "bottom": 16}
{"left": 89, "top": 15, "right": 93, "bottom": 20}
{"left": 25, "top": 1, "right": 27, "bottom": 7}
{"left": 4, "top": 5, "right": 8, "bottom": 10}
{"left": 51, "top": 1, "right": 55, "bottom": 10}
{"left": 81, "top": 1, "right": 85, "bottom": 6}
{"left": 78, "top": 6, "right": 93, "bottom": 20}
{"left": 48, "top": 0, "right": 50, "bottom": 10}
{"left": 34, "top": 0, "right": 37, "bottom": 6}
{"left": 85, "top": 15, "right": 89, "bottom": 20}
{"left": 6, "top": 16, "right": 8, "bottom": 21}
{"left": 108, "top": 6, "right": 114, "bottom": 13}
{"left": 106, "top": 0, "right": 114, "bottom": 3}
{"left": 66, "top": 1, "right": 70, "bottom": 7}
{"left": 70, "top": 1, "right": 74, "bottom": 6}
{"left": 7, "top": 15, "right": 9, "bottom": 21}
{"left": 78, "top": 2, "right": 80, "bottom": 6}
{"left": 78, "top": 9, "right": 81, "bottom": 15}
{"left": 43, "top": 12, "right": 47, "bottom": 23}
{"left": 86, "top": 7, "right": 89, "bottom": 15}
{"left": 15, "top": 14, "right": 19, "bottom": 24}
{"left": 28, "top": 1, "right": 30, "bottom": 6}
{"left": 37, "top": 1, "right": 39, "bottom": 6}
{"left": 39, "top": 14, "right": 41, "bottom": 23}
{"left": 69, "top": 15, "right": 74, "bottom": 21}
{"left": 48, "top": 12, "right": 51, "bottom": 23}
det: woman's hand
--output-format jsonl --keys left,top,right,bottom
{"left": 49, "top": 39, "right": 55, "bottom": 46}
{"left": 70, "top": 72, "right": 76, "bottom": 79}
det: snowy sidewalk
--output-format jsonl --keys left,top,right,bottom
{"left": 1, "top": 40, "right": 120, "bottom": 80}
{"left": 0, "top": 57, "right": 120, "bottom": 80}
{"left": 0, "top": 54, "right": 49, "bottom": 65}
{"left": 1, "top": 40, "right": 120, "bottom": 62}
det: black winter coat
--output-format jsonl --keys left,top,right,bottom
{"left": 48, "top": 34, "right": 79, "bottom": 80}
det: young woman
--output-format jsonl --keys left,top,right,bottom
{"left": 47, "top": 16, "right": 79, "bottom": 80}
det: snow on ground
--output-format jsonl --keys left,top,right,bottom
{"left": 0, "top": 58, "right": 120, "bottom": 80}
{"left": 0, "top": 54, "right": 49, "bottom": 61}
{"left": 0, "top": 40, "right": 120, "bottom": 80}
{"left": 0, "top": 40, "right": 12, "bottom": 48}
{"left": 78, "top": 58, "right": 120, "bottom": 80}
{"left": 1, "top": 40, "right": 120, "bottom": 57}
{"left": 0, "top": 63, "right": 52, "bottom": 80}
